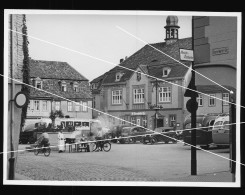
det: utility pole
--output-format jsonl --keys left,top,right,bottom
{"left": 190, "top": 16, "right": 197, "bottom": 176}
{"left": 184, "top": 16, "right": 198, "bottom": 175}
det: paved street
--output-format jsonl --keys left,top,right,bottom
{"left": 16, "top": 142, "right": 232, "bottom": 182}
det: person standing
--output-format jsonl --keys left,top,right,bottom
{"left": 58, "top": 130, "right": 65, "bottom": 153}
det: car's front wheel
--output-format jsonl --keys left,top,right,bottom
{"left": 150, "top": 137, "right": 157, "bottom": 145}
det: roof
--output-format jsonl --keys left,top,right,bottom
{"left": 29, "top": 59, "right": 92, "bottom": 100}
{"left": 30, "top": 59, "right": 88, "bottom": 81}
{"left": 94, "top": 37, "right": 192, "bottom": 85}
{"left": 196, "top": 85, "right": 236, "bottom": 94}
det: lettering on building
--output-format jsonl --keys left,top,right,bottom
{"left": 212, "top": 47, "right": 229, "bottom": 56}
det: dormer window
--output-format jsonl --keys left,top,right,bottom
{"left": 137, "top": 71, "right": 141, "bottom": 81}
{"left": 162, "top": 67, "right": 171, "bottom": 77}
{"left": 73, "top": 82, "right": 79, "bottom": 92}
{"left": 34, "top": 77, "right": 43, "bottom": 89}
{"left": 115, "top": 72, "right": 123, "bottom": 82}
{"left": 61, "top": 81, "right": 67, "bottom": 92}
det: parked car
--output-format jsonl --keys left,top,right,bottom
{"left": 142, "top": 127, "right": 178, "bottom": 144}
{"left": 182, "top": 114, "right": 224, "bottom": 149}
{"left": 118, "top": 126, "right": 152, "bottom": 144}
{"left": 212, "top": 115, "right": 230, "bottom": 147}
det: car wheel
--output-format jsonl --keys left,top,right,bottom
{"left": 119, "top": 139, "right": 125, "bottom": 144}
{"left": 151, "top": 137, "right": 157, "bottom": 145}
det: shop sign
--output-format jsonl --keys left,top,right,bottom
{"left": 180, "top": 49, "right": 194, "bottom": 61}
{"left": 131, "top": 112, "right": 146, "bottom": 116}
{"left": 212, "top": 47, "right": 229, "bottom": 56}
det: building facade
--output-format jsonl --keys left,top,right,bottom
{"left": 7, "top": 14, "right": 27, "bottom": 180}
{"left": 193, "top": 16, "right": 237, "bottom": 88}
{"left": 91, "top": 16, "right": 193, "bottom": 130}
{"left": 26, "top": 59, "right": 92, "bottom": 123}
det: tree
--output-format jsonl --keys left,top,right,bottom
{"left": 49, "top": 110, "right": 64, "bottom": 128}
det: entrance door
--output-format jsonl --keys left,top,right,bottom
{"left": 157, "top": 118, "right": 164, "bottom": 128}
{"left": 136, "top": 118, "right": 141, "bottom": 126}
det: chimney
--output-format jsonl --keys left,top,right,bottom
{"left": 120, "top": 58, "right": 124, "bottom": 63}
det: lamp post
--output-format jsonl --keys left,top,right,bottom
{"left": 153, "top": 79, "right": 160, "bottom": 130}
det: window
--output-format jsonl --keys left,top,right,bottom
{"left": 137, "top": 71, "right": 141, "bottom": 81}
{"left": 112, "top": 90, "right": 122, "bottom": 105}
{"left": 67, "top": 102, "right": 72, "bottom": 112}
{"left": 142, "top": 116, "right": 147, "bottom": 128}
{"left": 159, "top": 87, "right": 171, "bottom": 102}
{"left": 197, "top": 94, "right": 203, "bottom": 106}
{"left": 133, "top": 88, "right": 144, "bottom": 104}
{"left": 61, "top": 83, "right": 67, "bottom": 92}
{"left": 162, "top": 67, "right": 171, "bottom": 77}
{"left": 209, "top": 94, "right": 216, "bottom": 107}
{"left": 131, "top": 116, "right": 136, "bottom": 125}
{"left": 223, "top": 93, "right": 229, "bottom": 105}
{"left": 55, "top": 101, "right": 61, "bottom": 110}
{"left": 115, "top": 73, "right": 121, "bottom": 81}
{"left": 169, "top": 115, "right": 176, "bottom": 127}
{"left": 73, "top": 83, "right": 79, "bottom": 92}
{"left": 42, "top": 100, "right": 48, "bottom": 111}
{"left": 75, "top": 102, "right": 80, "bottom": 112}
{"left": 35, "top": 81, "right": 42, "bottom": 89}
{"left": 81, "top": 101, "right": 88, "bottom": 112}
{"left": 34, "top": 100, "right": 40, "bottom": 111}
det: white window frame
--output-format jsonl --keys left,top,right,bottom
{"left": 142, "top": 116, "right": 147, "bottom": 127}
{"left": 61, "top": 83, "right": 67, "bottom": 92}
{"left": 112, "top": 90, "right": 122, "bottom": 105}
{"left": 35, "top": 80, "right": 42, "bottom": 89}
{"left": 209, "top": 94, "right": 216, "bottom": 107}
{"left": 223, "top": 93, "right": 229, "bottom": 105}
{"left": 73, "top": 83, "right": 79, "bottom": 92}
{"left": 115, "top": 73, "right": 121, "bottom": 81}
{"left": 169, "top": 114, "right": 176, "bottom": 127}
{"left": 55, "top": 101, "right": 61, "bottom": 111}
{"left": 131, "top": 116, "right": 136, "bottom": 125}
{"left": 133, "top": 88, "right": 144, "bottom": 104}
{"left": 42, "top": 100, "right": 48, "bottom": 111}
{"left": 159, "top": 87, "right": 171, "bottom": 102}
{"left": 197, "top": 94, "right": 203, "bottom": 106}
{"left": 162, "top": 68, "right": 170, "bottom": 77}
{"left": 67, "top": 101, "right": 73, "bottom": 112}
{"left": 75, "top": 102, "right": 80, "bottom": 112}
{"left": 81, "top": 101, "right": 88, "bottom": 112}
{"left": 34, "top": 100, "right": 40, "bottom": 111}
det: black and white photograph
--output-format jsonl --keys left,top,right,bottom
{"left": 3, "top": 10, "right": 242, "bottom": 187}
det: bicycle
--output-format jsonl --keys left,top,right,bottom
{"left": 91, "top": 140, "right": 111, "bottom": 152}
{"left": 34, "top": 143, "right": 51, "bottom": 157}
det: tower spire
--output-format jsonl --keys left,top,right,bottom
{"left": 164, "top": 15, "right": 180, "bottom": 45}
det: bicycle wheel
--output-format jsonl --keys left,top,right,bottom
{"left": 34, "top": 147, "right": 39, "bottom": 156}
{"left": 103, "top": 142, "right": 111, "bottom": 152}
{"left": 44, "top": 147, "right": 51, "bottom": 156}
{"left": 90, "top": 142, "right": 97, "bottom": 152}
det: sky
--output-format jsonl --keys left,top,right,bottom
{"left": 25, "top": 11, "right": 192, "bottom": 82}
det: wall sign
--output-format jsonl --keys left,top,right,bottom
{"left": 14, "top": 91, "right": 28, "bottom": 108}
{"left": 212, "top": 47, "right": 229, "bottom": 56}
{"left": 131, "top": 112, "right": 146, "bottom": 116}
{"left": 180, "top": 49, "right": 194, "bottom": 61}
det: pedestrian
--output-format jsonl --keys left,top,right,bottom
{"left": 58, "top": 130, "right": 65, "bottom": 153}
{"left": 95, "top": 128, "right": 103, "bottom": 151}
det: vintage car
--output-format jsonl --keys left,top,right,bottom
{"left": 142, "top": 127, "right": 178, "bottom": 144}
{"left": 118, "top": 126, "right": 152, "bottom": 144}
{"left": 182, "top": 114, "right": 225, "bottom": 149}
